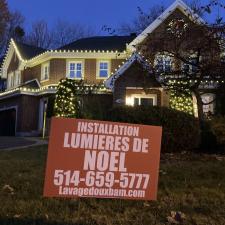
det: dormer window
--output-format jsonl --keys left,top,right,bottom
{"left": 68, "top": 61, "right": 83, "bottom": 79}
{"left": 8, "top": 72, "right": 14, "bottom": 89}
{"left": 97, "top": 60, "right": 110, "bottom": 79}
{"left": 14, "top": 71, "right": 21, "bottom": 86}
{"left": 41, "top": 62, "right": 50, "bottom": 81}
{"left": 155, "top": 55, "right": 172, "bottom": 73}
{"left": 7, "top": 71, "right": 21, "bottom": 89}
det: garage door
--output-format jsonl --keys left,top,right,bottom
{"left": 0, "top": 109, "right": 16, "bottom": 136}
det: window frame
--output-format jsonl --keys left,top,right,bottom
{"left": 41, "top": 62, "right": 50, "bottom": 82}
{"left": 126, "top": 93, "right": 157, "bottom": 106}
{"left": 97, "top": 60, "right": 111, "bottom": 79}
{"left": 182, "top": 58, "right": 198, "bottom": 74}
{"left": 7, "top": 72, "right": 14, "bottom": 89}
{"left": 154, "top": 55, "right": 172, "bottom": 73}
{"left": 67, "top": 60, "right": 84, "bottom": 79}
{"left": 14, "top": 70, "right": 21, "bottom": 87}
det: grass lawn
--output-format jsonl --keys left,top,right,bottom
{"left": 0, "top": 146, "right": 224, "bottom": 225}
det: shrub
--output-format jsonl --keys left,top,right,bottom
{"left": 210, "top": 116, "right": 225, "bottom": 147}
{"left": 99, "top": 106, "right": 200, "bottom": 153}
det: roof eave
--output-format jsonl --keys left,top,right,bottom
{"left": 127, "top": 0, "right": 205, "bottom": 51}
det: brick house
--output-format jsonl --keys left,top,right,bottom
{"left": 0, "top": 0, "right": 219, "bottom": 136}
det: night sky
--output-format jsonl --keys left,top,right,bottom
{"left": 7, "top": 0, "right": 220, "bottom": 34}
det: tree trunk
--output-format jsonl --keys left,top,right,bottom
{"left": 193, "top": 90, "right": 205, "bottom": 129}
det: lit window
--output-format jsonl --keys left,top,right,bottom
{"left": 41, "top": 62, "right": 50, "bottom": 81}
{"left": 68, "top": 62, "right": 83, "bottom": 79}
{"left": 202, "top": 94, "right": 215, "bottom": 114}
{"left": 98, "top": 61, "right": 109, "bottom": 78}
{"left": 134, "top": 98, "right": 154, "bottom": 106}
{"left": 126, "top": 94, "right": 157, "bottom": 106}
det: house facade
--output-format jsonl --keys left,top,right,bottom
{"left": 0, "top": 0, "right": 219, "bottom": 136}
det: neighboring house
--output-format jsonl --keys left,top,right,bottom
{"left": 0, "top": 0, "right": 219, "bottom": 136}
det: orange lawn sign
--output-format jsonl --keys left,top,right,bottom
{"left": 44, "top": 117, "right": 162, "bottom": 200}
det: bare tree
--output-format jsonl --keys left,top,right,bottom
{"left": 51, "top": 19, "right": 95, "bottom": 48}
{"left": 137, "top": 1, "right": 225, "bottom": 125}
{"left": 25, "top": 20, "right": 52, "bottom": 49}
{"left": 119, "top": 4, "right": 165, "bottom": 35}
{"left": 0, "top": 0, "right": 9, "bottom": 37}
{"left": 0, "top": 0, "right": 10, "bottom": 56}
{"left": 7, "top": 11, "right": 25, "bottom": 41}
{"left": 118, "top": 0, "right": 203, "bottom": 35}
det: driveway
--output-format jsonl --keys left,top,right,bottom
{"left": 0, "top": 137, "right": 48, "bottom": 150}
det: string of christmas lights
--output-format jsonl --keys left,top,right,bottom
{"left": 54, "top": 79, "right": 106, "bottom": 117}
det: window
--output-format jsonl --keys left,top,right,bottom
{"left": 41, "top": 62, "right": 50, "bottom": 81}
{"left": 202, "top": 94, "right": 215, "bottom": 114}
{"left": 7, "top": 71, "right": 21, "bottom": 89}
{"left": 98, "top": 61, "right": 110, "bottom": 78}
{"left": 134, "top": 98, "right": 154, "bottom": 106}
{"left": 126, "top": 94, "right": 157, "bottom": 106}
{"left": 155, "top": 55, "right": 172, "bottom": 73}
{"left": 14, "top": 71, "right": 21, "bottom": 86}
{"left": 8, "top": 72, "right": 14, "bottom": 89}
{"left": 182, "top": 58, "right": 198, "bottom": 73}
{"left": 68, "top": 61, "right": 83, "bottom": 79}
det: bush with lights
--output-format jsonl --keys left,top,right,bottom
{"left": 54, "top": 78, "right": 105, "bottom": 118}
{"left": 169, "top": 90, "right": 194, "bottom": 115}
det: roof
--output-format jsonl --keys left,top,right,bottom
{"left": 105, "top": 53, "right": 161, "bottom": 90}
{"left": 20, "top": 79, "right": 41, "bottom": 89}
{"left": 59, "top": 35, "right": 136, "bottom": 52}
{"left": 13, "top": 41, "right": 46, "bottom": 60}
{"left": 128, "top": 0, "right": 205, "bottom": 51}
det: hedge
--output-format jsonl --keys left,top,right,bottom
{"left": 89, "top": 106, "right": 200, "bottom": 153}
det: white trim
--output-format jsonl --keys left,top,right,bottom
{"left": 1, "top": 39, "right": 128, "bottom": 77}
{"left": 105, "top": 53, "right": 152, "bottom": 90}
{"left": 2, "top": 42, "right": 15, "bottom": 79}
{"left": 26, "top": 52, "right": 128, "bottom": 68}
{"left": 126, "top": 93, "right": 157, "bottom": 106}
{"left": 41, "top": 61, "right": 50, "bottom": 81}
{"left": 96, "top": 59, "right": 111, "bottom": 79}
{"left": 127, "top": 0, "right": 205, "bottom": 51}
{"left": 66, "top": 59, "right": 84, "bottom": 80}
{"left": 24, "top": 79, "right": 41, "bottom": 88}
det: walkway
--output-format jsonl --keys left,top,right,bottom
{"left": 0, "top": 137, "right": 48, "bottom": 151}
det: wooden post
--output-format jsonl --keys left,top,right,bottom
{"left": 42, "top": 101, "right": 48, "bottom": 139}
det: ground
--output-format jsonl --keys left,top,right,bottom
{"left": 0, "top": 145, "right": 224, "bottom": 225}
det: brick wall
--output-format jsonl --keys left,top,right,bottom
{"left": 85, "top": 59, "right": 97, "bottom": 83}
{"left": 114, "top": 62, "right": 162, "bottom": 105}
{"left": 21, "top": 58, "right": 125, "bottom": 85}
{"left": 22, "top": 64, "right": 41, "bottom": 83}
{"left": 42, "top": 59, "right": 66, "bottom": 86}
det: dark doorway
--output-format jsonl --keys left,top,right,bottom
{"left": 0, "top": 109, "right": 16, "bottom": 136}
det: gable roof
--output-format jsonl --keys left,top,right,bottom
{"left": 128, "top": 0, "right": 205, "bottom": 51}
{"left": 105, "top": 53, "right": 160, "bottom": 90}
{"left": 13, "top": 41, "right": 46, "bottom": 60}
{"left": 59, "top": 35, "right": 136, "bottom": 52}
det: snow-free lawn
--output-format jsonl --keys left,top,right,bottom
{"left": 0, "top": 146, "right": 224, "bottom": 225}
